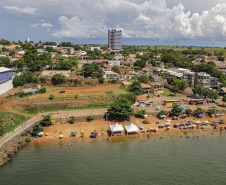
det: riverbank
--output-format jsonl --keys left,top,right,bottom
{"left": 32, "top": 115, "right": 226, "bottom": 142}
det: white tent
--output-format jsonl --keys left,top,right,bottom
{"left": 125, "top": 123, "right": 139, "bottom": 135}
{"left": 110, "top": 123, "right": 124, "bottom": 136}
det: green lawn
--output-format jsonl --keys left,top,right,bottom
{"left": 0, "top": 112, "right": 31, "bottom": 135}
{"left": 161, "top": 88, "right": 185, "bottom": 97}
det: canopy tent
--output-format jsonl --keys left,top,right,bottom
{"left": 181, "top": 114, "right": 188, "bottom": 117}
{"left": 70, "top": 131, "right": 77, "bottom": 137}
{"left": 212, "top": 121, "right": 219, "bottom": 125}
{"left": 125, "top": 123, "right": 139, "bottom": 135}
{"left": 187, "top": 121, "right": 194, "bottom": 124}
{"left": 166, "top": 120, "right": 171, "bottom": 122}
{"left": 219, "top": 119, "right": 226, "bottom": 123}
{"left": 37, "top": 132, "right": 44, "bottom": 137}
{"left": 197, "top": 114, "right": 204, "bottom": 117}
{"left": 159, "top": 115, "right": 166, "bottom": 119}
{"left": 110, "top": 123, "right": 124, "bottom": 136}
{"left": 90, "top": 132, "right": 98, "bottom": 138}
{"left": 203, "top": 121, "right": 210, "bottom": 124}
{"left": 165, "top": 122, "right": 171, "bottom": 126}
{"left": 178, "top": 105, "right": 185, "bottom": 108}
{"left": 195, "top": 120, "right": 201, "bottom": 124}
{"left": 180, "top": 121, "right": 187, "bottom": 125}
{"left": 156, "top": 106, "right": 161, "bottom": 109}
{"left": 159, "top": 124, "right": 165, "bottom": 128}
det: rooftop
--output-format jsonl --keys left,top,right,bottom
{"left": 0, "top": 67, "right": 12, "bottom": 73}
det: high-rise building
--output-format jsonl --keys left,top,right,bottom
{"left": 108, "top": 28, "right": 122, "bottom": 50}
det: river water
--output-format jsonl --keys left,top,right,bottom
{"left": 1, "top": 132, "right": 226, "bottom": 185}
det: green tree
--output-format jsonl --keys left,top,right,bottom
{"left": 117, "top": 93, "right": 137, "bottom": 104}
{"left": 193, "top": 107, "right": 205, "bottom": 115}
{"left": 136, "top": 110, "right": 147, "bottom": 117}
{"left": 137, "top": 75, "right": 149, "bottom": 84}
{"left": 223, "top": 95, "right": 226, "bottom": 103}
{"left": 129, "top": 81, "right": 145, "bottom": 95}
{"left": 51, "top": 74, "right": 65, "bottom": 85}
{"left": 112, "top": 65, "right": 120, "bottom": 74}
{"left": 192, "top": 84, "right": 204, "bottom": 96}
{"left": 98, "top": 76, "right": 105, "bottom": 84}
{"left": 107, "top": 97, "right": 134, "bottom": 119}
{"left": 170, "top": 105, "right": 183, "bottom": 117}
{"left": 149, "top": 75, "right": 155, "bottom": 82}
{"left": 158, "top": 110, "right": 167, "bottom": 116}
{"left": 49, "top": 94, "right": 54, "bottom": 100}
{"left": 172, "top": 85, "right": 179, "bottom": 94}
{"left": 209, "top": 91, "right": 218, "bottom": 101}
{"left": 185, "top": 109, "right": 192, "bottom": 116}
{"left": 40, "top": 115, "right": 52, "bottom": 126}
{"left": 31, "top": 124, "right": 44, "bottom": 136}
{"left": 134, "top": 60, "right": 146, "bottom": 68}
{"left": 167, "top": 77, "right": 176, "bottom": 85}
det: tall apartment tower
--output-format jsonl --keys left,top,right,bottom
{"left": 108, "top": 28, "right": 122, "bottom": 50}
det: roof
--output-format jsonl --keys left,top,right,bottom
{"left": 149, "top": 67, "right": 162, "bottom": 70}
{"left": 141, "top": 83, "right": 151, "bottom": 88}
{"left": 110, "top": 123, "right": 124, "bottom": 132}
{"left": 165, "top": 100, "right": 180, "bottom": 102}
{"left": 150, "top": 82, "right": 164, "bottom": 86}
{"left": 137, "top": 95, "right": 147, "bottom": 101}
{"left": 0, "top": 67, "right": 12, "bottom": 73}
{"left": 120, "top": 68, "right": 133, "bottom": 71}
{"left": 125, "top": 123, "right": 139, "bottom": 133}
{"left": 220, "top": 87, "right": 226, "bottom": 92}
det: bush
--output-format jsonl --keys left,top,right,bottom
{"left": 51, "top": 74, "right": 65, "bottom": 85}
{"left": 31, "top": 124, "right": 44, "bottom": 136}
{"left": 74, "top": 79, "right": 78, "bottom": 85}
{"left": 136, "top": 110, "right": 147, "bottom": 117}
{"left": 87, "top": 115, "right": 95, "bottom": 121}
{"left": 74, "top": 94, "right": 79, "bottom": 98}
{"left": 68, "top": 116, "right": 76, "bottom": 124}
{"left": 39, "top": 77, "right": 48, "bottom": 83}
{"left": 25, "top": 138, "right": 31, "bottom": 142}
{"left": 49, "top": 94, "right": 54, "bottom": 100}
{"left": 98, "top": 77, "right": 104, "bottom": 84}
{"left": 37, "top": 87, "right": 47, "bottom": 94}
{"left": 147, "top": 95, "right": 150, "bottom": 98}
{"left": 7, "top": 152, "right": 13, "bottom": 158}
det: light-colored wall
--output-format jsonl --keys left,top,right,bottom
{"left": 0, "top": 79, "right": 13, "bottom": 95}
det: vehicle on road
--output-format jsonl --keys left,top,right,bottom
{"left": 59, "top": 91, "right": 65, "bottom": 93}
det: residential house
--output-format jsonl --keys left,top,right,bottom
{"left": 150, "top": 82, "right": 164, "bottom": 95}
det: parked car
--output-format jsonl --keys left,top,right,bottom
{"left": 92, "top": 77, "right": 97, "bottom": 79}
{"left": 59, "top": 91, "right": 65, "bottom": 93}
{"left": 87, "top": 77, "right": 92, "bottom": 79}
{"left": 79, "top": 76, "right": 84, "bottom": 79}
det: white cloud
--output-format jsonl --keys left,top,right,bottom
{"left": 3, "top": 6, "right": 37, "bottom": 15}
{"left": 29, "top": 23, "right": 40, "bottom": 27}
{"left": 41, "top": 23, "right": 53, "bottom": 27}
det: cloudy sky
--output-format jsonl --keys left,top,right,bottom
{"left": 1, "top": 0, "right": 226, "bottom": 46}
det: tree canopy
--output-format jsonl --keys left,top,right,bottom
{"left": 128, "top": 81, "right": 145, "bottom": 95}
{"left": 107, "top": 97, "right": 134, "bottom": 119}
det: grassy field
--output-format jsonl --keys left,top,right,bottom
{"left": 0, "top": 112, "right": 31, "bottom": 134}
{"left": 136, "top": 46, "right": 226, "bottom": 54}
{"left": 3, "top": 84, "right": 126, "bottom": 115}
{"left": 160, "top": 88, "right": 185, "bottom": 97}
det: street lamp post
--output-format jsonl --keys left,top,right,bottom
{"left": 25, "top": 116, "right": 27, "bottom": 125}
{"left": 66, "top": 108, "right": 68, "bottom": 124}
{"left": 12, "top": 124, "right": 15, "bottom": 132}
{"left": 92, "top": 106, "right": 93, "bottom": 115}
{"left": 105, "top": 110, "right": 108, "bottom": 136}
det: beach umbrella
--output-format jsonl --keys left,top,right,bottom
{"left": 187, "top": 121, "right": 194, "bottom": 124}
{"left": 219, "top": 119, "right": 226, "bottom": 123}
{"left": 204, "top": 121, "right": 210, "bottom": 124}
{"left": 182, "top": 114, "right": 188, "bottom": 117}
{"left": 191, "top": 124, "right": 197, "bottom": 127}
{"left": 165, "top": 122, "right": 171, "bottom": 126}
{"left": 166, "top": 120, "right": 171, "bottom": 122}
{"left": 212, "top": 121, "right": 219, "bottom": 125}
{"left": 160, "top": 124, "right": 165, "bottom": 127}
{"left": 178, "top": 105, "right": 185, "bottom": 108}
{"left": 156, "top": 106, "right": 161, "bottom": 109}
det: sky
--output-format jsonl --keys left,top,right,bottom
{"left": 1, "top": 0, "right": 226, "bottom": 47}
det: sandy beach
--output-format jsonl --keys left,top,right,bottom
{"left": 32, "top": 114, "right": 226, "bottom": 143}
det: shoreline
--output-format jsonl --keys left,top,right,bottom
{"left": 32, "top": 115, "right": 226, "bottom": 143}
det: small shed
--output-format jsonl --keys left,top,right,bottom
{"left": 189, "top": 99, "right": 204, "bottom": 105}
{"left": 164, "top": 100, "right": 180, "bottom": 106}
